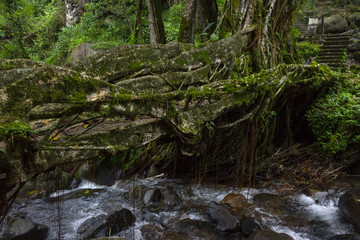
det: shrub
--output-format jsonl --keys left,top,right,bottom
{"left": 307, "top": 80, "right": 360, "bottom": 154}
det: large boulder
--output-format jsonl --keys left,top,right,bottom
{"left": 206, "top": 201, "right": 241, "bottom": 232}
{"left": 1, "top": 217, "right": 48, "bottom": 240}
{"left": 339, "top": 191, "right": 360, "bottom": 233}
{"left": 220, "top": 193, "right": 247, "bottom": 209}
{"left": 323, "top": 14, "right": 348, "bottom": 33}
{"left": 70, "top": 43, "right": 98, "bottom": 63}
{"left": 79, "top": 209, "right": 136, "bottom": 239}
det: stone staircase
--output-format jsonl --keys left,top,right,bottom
{"left": 316, "top": 34, "right": 352, "bottom": 70}
{"left": 294, "top": 17, "right": 308, "bottom": 35}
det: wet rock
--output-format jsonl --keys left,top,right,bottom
{"left": 303, "top": 188, "right": 320, "bottom": 197}
{"left": 220, "top": 193, "right": 247, "bottom": 209}
{"left": 248, "top": 229, "right": 294, "bottom": 240}
{"left": 141, "top": 224, "right": 164, "bottom": 240}
{"left": 128, "top": 185, "right": 149, "bottom": 200}
{"left": 162, "top": 187, "right": 182, "bottom": 208}
{"left": 69, "top": 178, "right": 82, "bottom": 189}
{"left": 164, "top": 219, "right": 233, "bottom": 240}
{"left": 327, "top": 234, "right": 360, "bottom": 240}
{"left": 143, "top": 188, "right": 163, "bottom": 205}
{"left": 179, "top": 213, "right": 190, "bottom": 221}
{"left": 323, "top": 14, "right": 348, "bottom": 33}
{"left": 253, "top": 193, "right": 289, "bottom": 215}
{"left": 1, "top": 216, "right": 48, "bottom": 240}
{"left": 206, "top": 201, "right": 241, "bottom": 232}
{"left": 77, "top": 214, "right": 106, "bottom": 234}
{"left": 241, "top": 218, "right": 261, "bottom": 237}
{"left": 146, "top": 164, "right": 160, "bottom": 178}
{"left": 90, "top": 237, "right": 127, "bottom": 240}
{"left": 80, "top": 209, "right": 135, "bottom": 239}
{"left": 339, "top": 191, "right": 360, "bottom": 233}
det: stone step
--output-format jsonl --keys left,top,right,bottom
{"left": 321, "top": 45, "right": 349, "bottom": 49}
{"left": 324, "top": 40, "right": 350, "bottom": 46}
{"left": 324, "top": 36, "right": 352, "bottom": 40}
{"left": 317, "top": 58, "right": 344, "bottom": 62}
{"left": 317, "top": 55, "right": 344, "bottom": 59}
{"left": 318, "top": 51, "right": 344, "bottom": 56}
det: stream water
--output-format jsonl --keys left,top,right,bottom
{"left": 2, "top": 177, "right": 357, "bottom": 240}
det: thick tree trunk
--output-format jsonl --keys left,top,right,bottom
{"left": 178, "top": 0, "right": 197, "bottom": 43}
{"left": 133, "top": 0, "right": 144, "bottom": 43}
{"left": 146, "top": 0, "right": 167, "bottom": 44}
{"left": 196, "top": 0, "right": 218, "bottom": 42}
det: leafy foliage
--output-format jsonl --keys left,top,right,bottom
{"left": 296, "top": 41, "right": 321, "bottom": 62}
{"left": 307, "top": 79, "right": 360, "bottom": 154}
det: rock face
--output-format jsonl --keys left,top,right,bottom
{"left": 206, "top": 201, "right": 241, "bottom": 232}
{"left": 1, "top": 217, "right": 48, "bottom": 240}
{"left": 323, "top": 14, "right": 348, "bottom": 33}
{"left": 79, "top": 209, "right": 135, "bottom": 239}
{"left": 339, "top": 191, "right": 360, "bottom": 233}
{"left": 70, "top": 43, "right": 98, "bottom": 63}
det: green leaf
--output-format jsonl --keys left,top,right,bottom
{"left": 210, "top": 33, "right": 219, "bottom": 41}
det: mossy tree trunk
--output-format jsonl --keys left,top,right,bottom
{"left": 178, "top": 0, "right": 197, "bottom": 43}
{"left": 146, "top": 0, "right": 167, "bottom": 44}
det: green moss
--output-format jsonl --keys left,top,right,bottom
{"left": 194, "top": 50, "right": 211, "bottom": 64}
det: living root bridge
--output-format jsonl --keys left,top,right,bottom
{"left": 0, "top": 59, "right": 335, "bottom": 189}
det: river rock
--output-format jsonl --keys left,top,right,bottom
{"left": 241, "top": 218, "right": 261, "bottom": 237}
{"left": 162, "top": 187, "right": 182, "bottom": 208}
{"left": 339, "top": 191, "right": 360, "bottom": 233}
{"left": 323, "top": 14, "right": 348, "bottom": 33}
{"left": 164, "top": 219, "right": 233, "bottom": 240}
{"left": 327, "top": 234, "right": 360, "bottom": 240}
{"left": 248, "top": 229, "right": 294, "bottom": 240}
{"left": 206, "top": 201, "right": 241, "bottom": 232}
{"left": 80, "top": 209, "right": 135, "bottom": 239}
{"left": 143, "top": 188, "right": 163, "bottom": 205}
{"left": 77, "top": 214, "right": 106, "bottom": 234}
{"left": 253, "top": 193, "right": 289, "bottom": 215}
{"left": 141, "top": 224, "right": 164, "bottom": 240}
{"left": 128, "top": 185, "right": 149, "bottom": 200}
{"left": 146, "top": 164, "right": 160, "bottom": 178}
{"left": 90, "top": 237, "right": 127, "bottom": 240}
{"left": 1, "top": 216, "right": 48, "bottom": 240}
{"left": 220, "top": 193, "right": 247, "bottom": 209}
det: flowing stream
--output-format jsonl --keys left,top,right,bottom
{"left": 2, "top": 177, "right": 357, "bottom": 240}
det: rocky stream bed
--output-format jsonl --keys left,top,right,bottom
{"left": 1, "top": 175, "right": 360, "bottom": 240}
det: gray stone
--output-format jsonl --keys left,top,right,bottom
{"left": 339, "top": 191, "right": 360, "bottom": 233}
{"left": 70, "top": 43, "right": 98, "bottom": 63}
{"left": 80, "top": 209, "right": 136, "bottom": 239}
{"left": 323, "top": 14, "right": 348, "bottom": 33}
{"left": 206, "top": 201, "right": 241, "bottom": 232}
{"left": 248, "top": 229, "right": 294, "bottom": 240}
{"left": 143, "top": 188, "right": 163, "bottom": 205}
{"left": 77, "top": 214, "right": 106, "bottom": 234}
{"left": 146, "top": 164, "right": 160, "bottom": 178}
{"left": 141, "top": 224, "right": 163, "bottom": 240}
{"left": 2, "top": 217, "right": 48, "bottom": 240}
